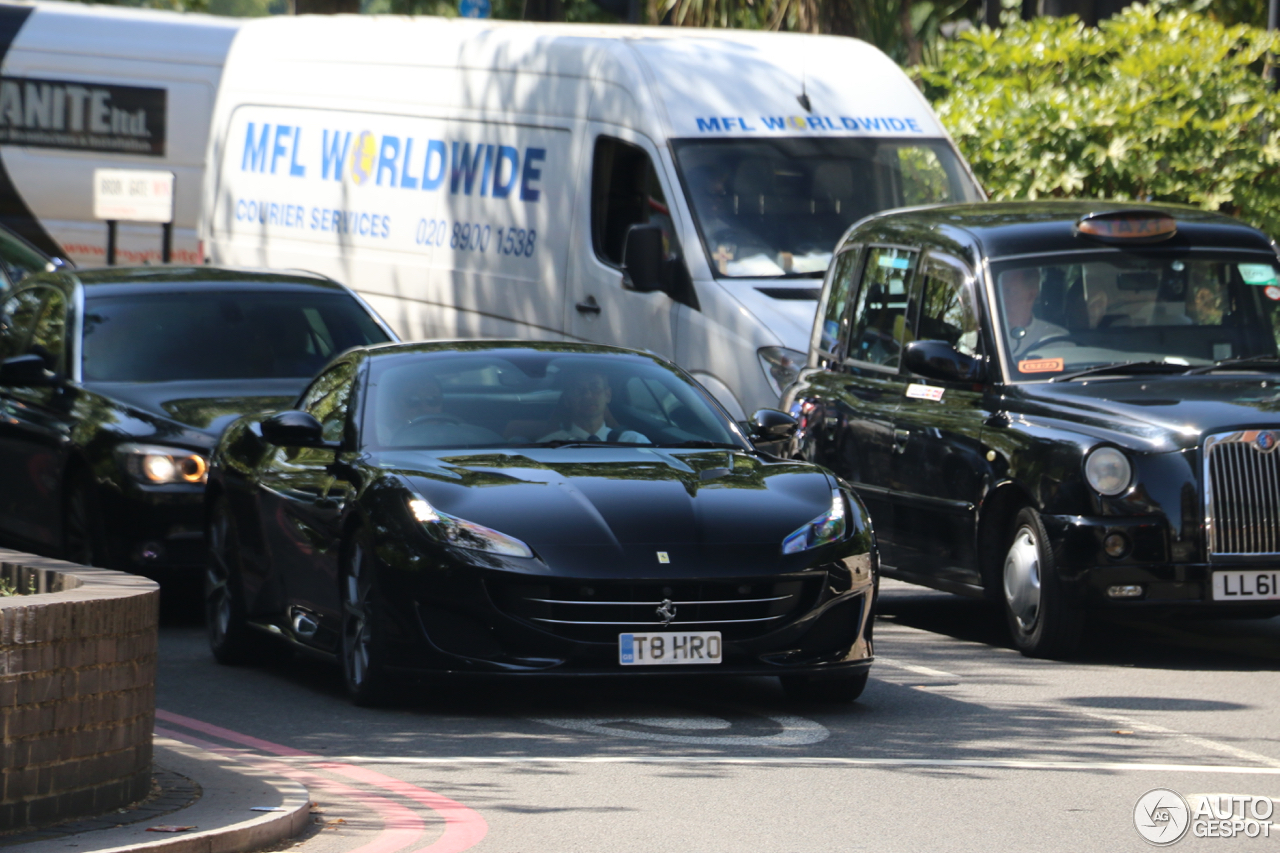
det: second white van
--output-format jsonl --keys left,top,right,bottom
{"left": 202, "top": 16, "right": 983, "bottom": 417}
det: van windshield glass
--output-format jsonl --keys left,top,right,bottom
{"left": 673, "top": 137, "right": 980, "bottom": 279}
{"left": 991, "top": 252, "right": 1280, "bottom": 380}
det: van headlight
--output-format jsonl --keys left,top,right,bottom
{"left": 1084, "top": 447, "right": 1132, "bottom": 496}
{"left": 782, "top": 489, "right": 847, "bottom": 554}
{"left": 118, "top": 444, "right": 209, "bottom": 484}
{"left": 758, "top": 346, "right": 806, "bottom": 396}
{"left": 408, "top": 496, "right": 533, "bottom": 558}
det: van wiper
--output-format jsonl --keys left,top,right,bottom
{"left": 1185, "top": 355, "right": 1280, "bottom": 375}
{"left": 1050, "top": 360, "right": 1190, "bottom": 382}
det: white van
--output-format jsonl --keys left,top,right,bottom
{"left": 0, "top": 0, "right": 240, "bottom": 266}
{"left": 203, "top": 16, "right": 983, "bottom": 417}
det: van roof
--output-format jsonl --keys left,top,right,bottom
{"left": 12, "top": 0, "right": 241, "bottom": 66}
{"left": 222, "top": 16, "right": 946, "bottom": 140}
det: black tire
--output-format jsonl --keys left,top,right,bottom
{"left": 204, "top": 497, "right": 260, "bottom": 665}
{"left": 63, "top": 469, "right": 106, "bottom": 567}
{"left": 1001, "top": 506, "right": 1084, "bottom": 658}
{"left": 781, "top": 668, "right": 870, "bottom": 704}
{"left": 340, "top": 530, "right": 392, "bottom": 707}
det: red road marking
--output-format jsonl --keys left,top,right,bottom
{"left": 156, "top": 710, "right": 489, "bottom": 853}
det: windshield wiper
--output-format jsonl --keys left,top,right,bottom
{"left": 1051, "top": 360, "right": 1191, "bottom": 382}
{"left": 652, "top": 440, "right": 746, "bottom": 450}
{"left": 1185, "top": 355, "right": 1280, "bottom": 375}
{"left": 512, "top": 440, "right": 627, "bottom": 448}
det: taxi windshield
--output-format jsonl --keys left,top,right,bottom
{"left": 991, "top": 252, "right": 1280, "bottom": 380}
{"left": 673, "top": 138, "right": 980, "bottom": 279}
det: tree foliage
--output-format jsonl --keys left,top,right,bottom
{"left": 917, "top": 3, "right": 1280, "bottom": 237}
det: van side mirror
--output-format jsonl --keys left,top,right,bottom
{"left": 0, "top": 353, "right": 58, "bottom": 387}
{"left": 749, "top": 408, "right": 799, "bottom": 441}
{"left": 622, "top": 224, "right": 665, "bottom": 294}
{"left": 903, "top": 340, "right": 985, "bottom": 383}
{"left": 261, "top": 410, "right": 338, "bottom": 449}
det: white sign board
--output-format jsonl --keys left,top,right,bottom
{"left": 93, "top": 169, "right": 174, "bottom": 223}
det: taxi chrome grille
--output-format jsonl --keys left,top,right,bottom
{"left": 487, "top": 577, "right": 821, "bottom": 643}
{"left": 1205, "top": 430, "right": 1280, "bottom": 556}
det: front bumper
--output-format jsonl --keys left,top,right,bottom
{"left": 1043, "top": 514, "right": 1280, "bottom": 614}
{"left": 97, "top": 480, "right": 206, "bottom": 575}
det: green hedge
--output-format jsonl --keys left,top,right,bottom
{"left": 917, "top": 3, "right": 1280, "bottom": 238}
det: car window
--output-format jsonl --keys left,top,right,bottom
{"left": 81, "top": 289, "right": 389, "bottom": 382}
{"left": 916, "top": 256, "right": 980, "bottom": 358}
{"left": 818, "top": 250, "right": 861, "bottom": 361}
{"left": 28, "top": 288, "right": 67, "bottom": 375}
{"left": 1, "top": 285, "right": 63, "bottom": 369}
{"left": 300, "top": 362, "right": 356, "bottom": 443}
{"left": 592, "top": 136, "right": 675, "bottom": 268}
{"left": 846, "top": 247, "right": 918, "bottom": 369}
{"left": 991, "top": 253, "right": 1280, "bottom": 379}
{"left": 363, "top": 350, "right": 747, "bottom": 451}
{"left": 0, "top": 227, "right": 50, "bottom": 290}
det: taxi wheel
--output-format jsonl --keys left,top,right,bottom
{"left": 63, "top": 471, "right": 106, "bottom": 567}
{"left": 1001, "top": 507, "right": 1083, "bottom": 658}
{"left": 780, "top": 669, "right": 869, "bottom": 703}
{"left": 340, "top": 531, "right": 392, "bottom": 707}
{"left": 205, "top": 497, "right": 261, "bottom": 665}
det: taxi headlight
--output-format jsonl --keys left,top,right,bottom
{"left": 1084, "top": 447, "right": 1132, "bottom": 496}
{"left": 119, "top": 444, "right": 208, "bottom": 485}
{"left": 782, "top": 489, "right": 847, "bottom": 554}
{"left": 407, "top": 496, "right": 533, "bottom": 558}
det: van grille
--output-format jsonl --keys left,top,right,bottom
{"left": 1205, "top": 430, "right": 1280, "bottom": 556}
{"left": 487, "top": 576, "right": 822, "bottom": 643}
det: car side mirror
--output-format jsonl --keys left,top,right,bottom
{"left": 0, "top": 353, "right": 58, "bottom": 387}
{"left": 261, "top": 410, "right": 338, "bottom": 449}
{"left": 622, "top": 223, "right": 665, "bottom": 294}
{"left": 903, "top": 340, "right": 985, "bottom": 383}
{"left": 749, "top": 408, "right": 799, "bottom": 441}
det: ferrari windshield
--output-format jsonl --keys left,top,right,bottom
{"left": 673, "top": 137, "right": 980, "bottom": 279}
{"left": 363, "top": 350, "right": 748, "bottom": 451}
{"left": 992, "top": 252, "right": 1280, "bottom": 380}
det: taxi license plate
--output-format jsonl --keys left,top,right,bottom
{"left": 619, "top": 631, "right": 722, "bottom": 666}
{"left": 1211, "top": 570, "right": 1280, "bottom": 601}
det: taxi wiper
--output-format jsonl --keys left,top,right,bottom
{"left": 1051, "top": 360, "right": 1190, "bottom": 382}
{"left": 1185, "top": 355, "right": 1280, "bottom": 375}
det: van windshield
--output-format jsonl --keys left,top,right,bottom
{"left": 673, "top": 137, "right": 980, "bottom": 279}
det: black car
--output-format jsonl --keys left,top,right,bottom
{"left": 0, "top": 222, "right": 67, "bottom": 294}
{"left": 0, "top": 267, "right": 394, "bottom": 578}
{"left": 785, "top": 201, "right": 1280, "bottom": 657}
{"left": 206, "top": 341, "right": 877, "bottom": 704}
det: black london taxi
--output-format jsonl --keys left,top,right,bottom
{"left": 0, "top": 267, "right": 394, "bottom": 580}
{"left": 783, "top": 201, "right": 1280, "bottom": 657}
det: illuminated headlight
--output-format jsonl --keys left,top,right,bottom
{"left": 407, "top": 495, "right": 533, "bottom": 558}
{"left": 781, "top": 489, "right": 847, "bottom": 554}
{"left": 119, "top": 444, "right": 208, "bottom": 485}
{"left": 1084, "top": 447, "right": 1132, "bottom": 496}
{"left": 758, "top": 346, "right": 806, "bottom": 396}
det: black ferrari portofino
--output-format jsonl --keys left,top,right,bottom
{"left": 206, "top": 342, "right": 877, "bottom": 704}
{"left": 0, "top": 267, "right": 394, "bottom": 577}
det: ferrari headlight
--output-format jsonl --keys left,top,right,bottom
{"left": 407, "top": 496, "right": 533, "bottom": 558}
{"left": 118, "top": 444, "right": 208, "bottom": 485}
{"left": 758, "top": 346, "right": 806, "bottom": 396}
{"left": 781, "top": 489, "right": 847, "bottom": 554}
{"left": 1084, "top": 446, "right": 1132, "bottom": 496}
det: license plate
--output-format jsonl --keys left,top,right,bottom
{"left": 619, "top": 631, "right": 722, "bottom": 666}
{"left": 1211, "top": 570, "right": 1280, "bottom": 601}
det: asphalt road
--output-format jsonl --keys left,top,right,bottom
{"left": 154, "top": 580, "right": 1280, "bottom": 853}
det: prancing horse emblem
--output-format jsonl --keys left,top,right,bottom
{"left": 656, "top": 599, "right": 677, "bottom": 625}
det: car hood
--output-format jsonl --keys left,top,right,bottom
{"left": 385, "top": 446, "right": 837, "bottom": 578}
{"left": 85, "top": 378, "right": 307, "bottom": 443}
{"left": 1015, "top": 374, "right": 1280, "bottom": 450}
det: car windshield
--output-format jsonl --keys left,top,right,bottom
{"left": 673, "top": 137, "right": 980, "bottom": 279}
{"left": 991, "top": 252, "right": 1280, "bottom": 380}
{"left": 82, "top": 289, "right": 389, "bottom": 382}
{"left": 363, "top": 350, "right": 748, "bottom": 451}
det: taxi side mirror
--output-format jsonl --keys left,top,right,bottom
{"left": 903, "top": 340, "right": 985, "bottom": 383}
{"left": 0, "top": 353, "right": 58, "bottom": 387}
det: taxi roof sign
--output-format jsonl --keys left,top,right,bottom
{"left": 1076, "top": 211, "right": 1178, "bottom": 243}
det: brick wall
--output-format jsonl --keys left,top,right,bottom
{"left": 0, "top": 550, "right": 160, "bottom": 832}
